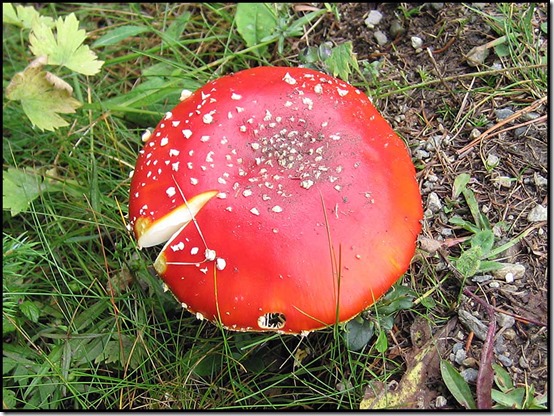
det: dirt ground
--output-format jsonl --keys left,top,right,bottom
{"left": 312, "top": 2, "right": 548, "bottom": 407}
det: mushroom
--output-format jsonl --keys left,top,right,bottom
{"left": 128, "top": 66, "right": 423, "bottom": 334}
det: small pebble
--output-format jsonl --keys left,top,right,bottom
{"left": 495, "top": 107, "right": 514, "bottom": 120}
{"left": 486, "top": 153, "right": 500, "bottom": 168}
{"left": 364, "top": 10, "right": 383, "bottom": 28}
{"left": 414, "top": 149, "right": 430, "bottom": 160}
{"left": 458, "top": 310, "right": 488, "bottom": 341}
{"left": 452, "top": 342, "right": 464, "bottom": 354}
{"left": 503, "top": 328, "right": 517, "bottom": 341}
{"left": 497, "top": 354, "right": 513, "bottom": 367}
{"left": 461, "top": 368, "right": 479, "bottom": 383}
{"left": 492, "top": 263, "right": 526, "bottom": 280}
{"left": 411, "top": 36, "right": 423, "bottom": 49}
{"left": 462, "top": 357, "right": 479, "bottom": 367}
{"left": 374, "top": 30, "right": 388, "bottom": 46}
{"left": 489, "top": 281, "right": 500, "bottom": 288}
{"left": 533, "top": 172, "right": 548, "bottom": 187}
{"left": 470, "top": 128, "right": 481, "bottom": 139}
{"left": 527, "top": 204, "right": 547, "bottom": 222}
{"left": 435, "top": 396, "right": 447, "bottom": 408}
{"left": 494, "top": 176, "right": 513, "bottom": 188}
{"left": 515, "top": 126, "right": 530, "bottom": 137}
{"left": 455, "top": 349, "right": 467, "bottom": 365}
{"left": 492, "top": 223, "right": 504, "bottom": 238}
{"left": 472, "top": 274, "right": 493, "bottom": 283}
{"left": 494, "top": 334, "right": 507, "bottom": 354}
{"left": 518, "top": 356, "right": 530, "bottom": 369}
{"left": 522, "top": 111, "right": 541, "bottom": 121}
{"left": 427, "top": 192, "right": 442, "bottom": 213}
{"left": 389, "top": 19, "right": 405, "bottom": 38}
{"left": 497, "top": 313, "right": 516, "bottom": 329}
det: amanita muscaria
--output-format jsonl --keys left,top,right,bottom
{"left": 128, "top": 66, "right": 423, "bottom": 334}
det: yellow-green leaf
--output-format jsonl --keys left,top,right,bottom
{"left": 29, "top": 12, "right": 103, "bottom": 75}
{"left": 2, "top": 3, "right": 54, "bottom": 29}
{"left": 6, "top": 63, "right": 82, "bottom": 131}
{"left": 3, "top": 168, "right": 47, "bottom": 216}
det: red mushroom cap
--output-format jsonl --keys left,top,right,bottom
{"left": 128, "top": 66, "right": 423, "bottom": 334}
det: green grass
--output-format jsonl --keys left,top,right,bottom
{"left": 3, "top": 2, "right": 547, "bottom": 410}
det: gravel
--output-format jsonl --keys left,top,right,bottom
{"left": 527, "top": 204, "right": 547, "bottom": 222}
{"left": 364, "top": 10, "right": 383, "bottom": 28}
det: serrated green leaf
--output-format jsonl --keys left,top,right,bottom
{"left": 92, "top": 25, "right": 149, "bottom": 47}
{"left": 3, "top": 168, "right": 47, "bottom": 216}
{"left": 19, "top": 300, "right": 41, "bottom": 323}
{"left": 324, "top": 42, "right": 360, "bottom": 81}
{"left": 29, "top": 13, "right": 103, "bottom": 75}
{"left": 95, "top": 340, "right": 121, "bottom": 366}
{"left": 6, "top": 64, "right": 82, "bottom": 131}
{"left": 3, "top": 3, "right": 54, "bottom": 29}
{"left": 440, "top": 360, "right": 477, "bottom": 409}
{"left": 471, "top": 229, "right": 495, "bottom": 254}
{"left": 235, "top": 3, "right": 277, "bottom": 54}
{"left": 455, "top": 246, "right": 483, "bottom": 278}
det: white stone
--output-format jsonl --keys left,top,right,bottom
{"left": 364, "top": 10, "right": 383, "bottom": 28}
{"left": 527, "top": 204, "right": 547, "bottom": 222}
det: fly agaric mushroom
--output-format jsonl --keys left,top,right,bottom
{"left": 128, "top": 66, "right": 422, "bottom": 334}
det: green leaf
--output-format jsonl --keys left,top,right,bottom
{"left": 92, "top": 25, "right": 149, "bottom": 47}
{"left": 19, "top": 300, "right": 41, "bottom": 323}
{"left": 440, "top": 360, "right": 477, "bottom": 409}
{"left": 344, "top": 318, "right": 374, "bottom": 351}
{"left": 462, "top": 187, "right": 483, "bottom": 230}
{"left": 478, "top": 260, "right": 504, "bottom": 273}
{"left": 449, "top": 215, "right": 481, "bottom": 234}
{"left": 162, "top": 11, "right": 191, "bottom": 46}
{"left": 235, "top": 3, "right": 277, "bottom": 54}
{"left": 193, "top": 353, "right": 223, "bottom": 377}
{"left": 471, "top": 229, "right": 495, "bottom": 255}
{"left": 374, "top": 329, "right": 388, "bottom": 353}
{"left": 95, "top": 340, "right": 121, "bottom": 366}
{"left": 492, "top": 363, "right": 513, "bottom": 392}
{"left": 494, "top": 43, "right": 510, "bottom": 58}
{"left": 2, "top": 3, "right": 54, "bottom": 29}
{"left": 3, "top": 168, "right": 47, "bottom": 216}
{"left": 29, "top": 13, "right": 104, "bottom": 75}
{"left": 454, "top": 246, "right": 483, "bottom": 278}
{"left": 324, "top": 42, "right": 360, "bottom": 81}
{"left": 453, "top": 173, "right": 471, "bottom": 199}
{"left": 2, "top": 388, "right": 17, "bottom": 409}
{"left": 6, "top": 64, "right": 82, "bottom": 131}
{"left": 492, "top": 387, "right": 525, "bottom": 409}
